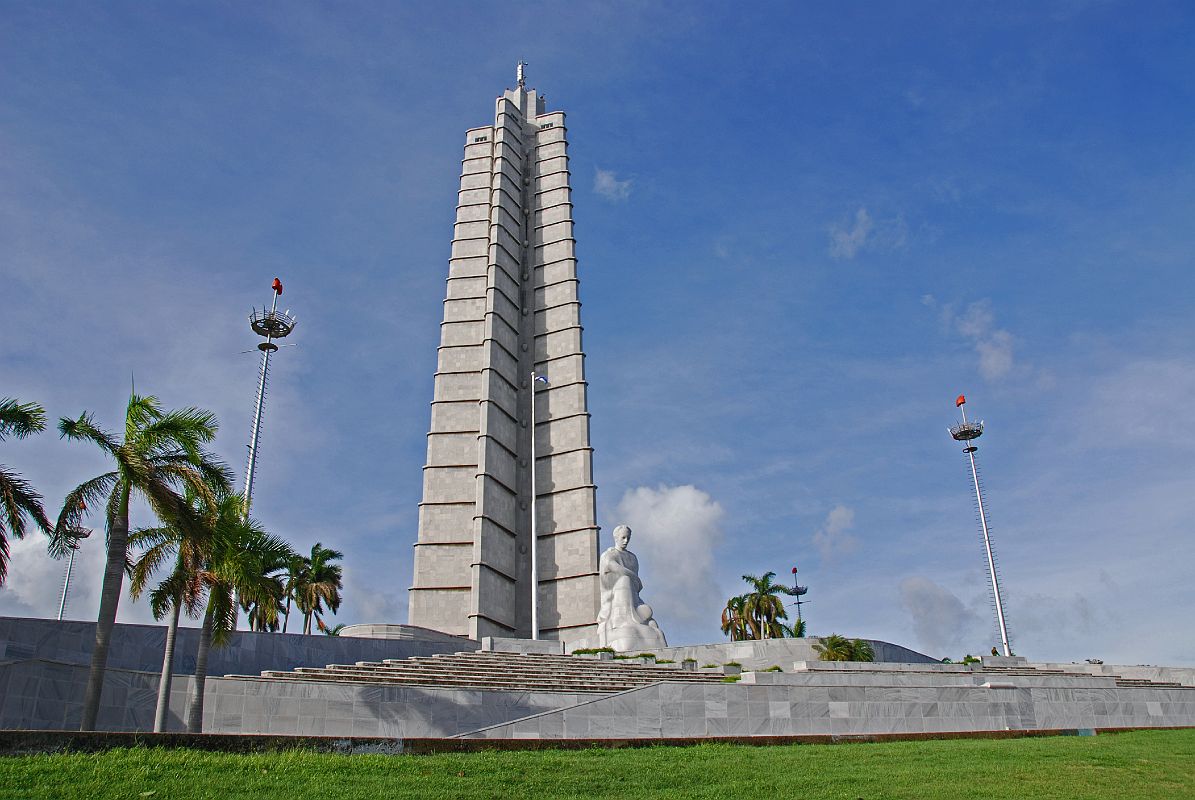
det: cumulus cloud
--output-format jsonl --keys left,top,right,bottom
{"left": 811, "top": 504, "right": 859, "bottom": 559}
{"left": 613, "top": 485, "right": 724, "bottom": 633}
{"left": 593, "top": 167, "right": 632, "bottom": 201}
{"left": 0, "top": 535, "right": 97, "bottom": 621}
{"left": 932, "top": 298, "right": 1017, "bottom": 381}
{"left": 899, "top": 575, "right": 983, "bottom": 656}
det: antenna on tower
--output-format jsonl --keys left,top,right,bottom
{"left": 517, "top": 60, "right": 528, "bottom": 89}
{"left": 948, "top": 394, "right": 1012, "bottom": 657}
{"left": 244, "top": 277, "right": 296, "bottom": 517}
{"left": 790, "top": 565, "right": 809, "bottom": 624}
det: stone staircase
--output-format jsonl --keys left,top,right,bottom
{"left": 981, "top": 663, "right": 1184, "bottom": 688}
{"left": 233, "top": 650, "right": 726, "bottom": 694}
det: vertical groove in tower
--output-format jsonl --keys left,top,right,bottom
{"left": 409, "top": 78, "right": 600, "bottom": 644}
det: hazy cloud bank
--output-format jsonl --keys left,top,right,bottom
{"left": 614, "top": 484, "right": 724, "bottom": 637}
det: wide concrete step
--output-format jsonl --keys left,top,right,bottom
{"left": 251, "top": 650, "right": 724, "bottom": 692}
{"left": 258, "top": 670, "right": 627, "bottom": 692}
{"left": 367, "top": 660, "right": 722, "bottom": 680}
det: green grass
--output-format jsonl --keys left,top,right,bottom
{"left": 1, "top": 729, "right": 1192, "bottom": 799}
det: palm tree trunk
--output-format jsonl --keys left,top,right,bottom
{"left": 282, "top": 595, "right": 291, "bottom": 633}
{"left": 185, "top": 601, "right": 215, "bottom": 733}
{"left": 153, "top": 598, "right": 181, "bottom": 733}
{"left": 80, "top": 487, "right": 129, "bottom": 731}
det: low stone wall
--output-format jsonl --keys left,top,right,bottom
{"left": 461, "top": 669, "right": 1195, "bottom": 739}
{"left": 0, "top": 616, "right": 476, "bottom": 679}
{"left": 1, "top": 659, "right": 185, "bottom": 732}
{"left": 0, "top": 658, "right": 590, "bottom": 737}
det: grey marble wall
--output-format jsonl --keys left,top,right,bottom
{"left": 0, "top": 616, "right": 475, "bottom": 678}
{"left": 0, "top": 659, "right": 189, "bottom": 732}
{"left": 462, "top": 671, "right": 1195, "bottom": 740}
{"left": 198, "top": 678, "right": 598, "bottom": 738}
{"left": 0, "top": 658, "right": 600, "bottom": 737}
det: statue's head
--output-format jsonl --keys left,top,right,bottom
{"left": 613, "top": 524, "right": 632, "bottom": 550}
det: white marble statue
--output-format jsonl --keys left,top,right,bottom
{"left": 597, "top": 525, "right": 667, "bottom": 652}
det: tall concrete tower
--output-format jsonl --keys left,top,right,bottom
{"left": 408, "top": 69, "right": 600, "bottom": 644}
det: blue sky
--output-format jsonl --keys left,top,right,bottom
{"left": 2, "top": 1, "right": 1193, "bottom": 665}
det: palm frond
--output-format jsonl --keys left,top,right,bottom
{"left": 123, "top": 393, "right": 162, "bottom": 442}
{"left": 134, "top": 407, "right": 218, "bottom": 461}
{"left": 0, "top": 464, "right": 52, "bottom": 538}
{"left": 58, "top": 413, "right": 121, "bottom": 455}
{"left": 128, "top": 532, "right": 177, "bottom": 599}
{"left": 50, "top": 471, "right": 118, "bottom": 558}
{"left": 0, "top": 399, "right": 47, "bottom": 441}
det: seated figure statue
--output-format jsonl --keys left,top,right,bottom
{"left": 597, "top": 525, "right": 667, "bottom": 652}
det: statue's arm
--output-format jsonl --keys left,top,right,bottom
{"left": 603, "top": 560, "right": 636, "bottom": 579}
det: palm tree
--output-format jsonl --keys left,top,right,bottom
{"left": 0, "top": 398, "right": 52, "bottom": 585}
{"left": 720, "top": 594, "right": 751, "bottom": 641}
{"left": 813, "top": 633, "right": 875, "bottom": 662}
{"left": 740, "top": 571, "right": 799, "bottom": 640}
{"left": 321, "top": 622, "right": 347, "bottom": 636}
{"left": 777, "top": 618, "right": 807, "bottom": 638}
{"left": 292, "top": 542, "right": 344, "bottom": 636}
{"left": 54, "top": 393, "right": 229, "bottom": 731}
{"left": 281, "top": 554, "right": 304, "bottom": 633}
{"left": 240, "top": 545, "right": 291, "bottom": 632}
{"left": 128, "top": 487, "right": 215, "bottom": 733}
{"left": 185, "top": 493, "right": 294, "bottom": 732}
{"left": 851, "top": 638, "right": 875, "bottom": 662}
{"left": 813, "top": 633, "right": 853, "bottom": 661}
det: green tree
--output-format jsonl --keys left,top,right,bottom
{"left": 777, "top": 618, "right": 807, "bottom": 638}
{"left": 54, "top": 393, "right": 229, "bottom": 731}
{"left": 740, "top": 571, "right": 800, "bottom": 639}
{"left": 720, "top": 594, "right": 750, "bottom": 641}
{"left": 240, "top": 545, "right": 291, "bottom": 632}
{"left": 292, "top": 542, "right": 344, "bottom": 636}
{"left": 128, "top": 486, "right": 217, "bottom": 733}
{"left": 813, "top": 633, "right": 876, "bottom": 662}
{"left": 185, "top": 492, "right": 294, "bottom": 732}
{"left": 321, "top": 623, "right": 347, "bottom": 636}
{"left": 0, "top": 398, "right": 52, "bottom": 584}
{"left": 281, "top": 554, "right": 304, "bottom": 633}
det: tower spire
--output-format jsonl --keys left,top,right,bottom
{"left": 516, "top": 60, "right": 527, "bottom": 89}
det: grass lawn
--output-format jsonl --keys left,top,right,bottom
{"left": 1, "top": 729, "right": 1192, "bottom": 800}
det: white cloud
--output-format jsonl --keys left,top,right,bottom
{"left": 827, "top": 207, "right": 908, "bottom": 260}
{"left": 934, "top": 298, "right": 1017, "bottom": 381}
{"left": 828, "top": 207, "right": 873, "bottom": 259}
{"left": 0, "top": 535, "right": 95, "bottom": 621}
{"left": 811, "top": 504, "right": 859, "bottom": 559}
{"left": 899, "top": 575, "right": 983, "bottom": 657}
{"left": 613, "top": 485, "right": 724, "bottom": 634}
{"left": 593, "top": 167, "right": 632, "bottom": 201}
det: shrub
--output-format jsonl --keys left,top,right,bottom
{"left": 721, "top": 675, "right": 741, "bottom": 683}
{"left": 764, "top": 665, "right": 783, "bottom": 672}
{"left": 572, "top": 647, "right": 614, "bottom": 655}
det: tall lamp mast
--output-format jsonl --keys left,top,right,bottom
{"left": 949, "top": 394, "right": 1012, "bottom": 657}
{"left": 244, "top": 278, "right": 296, "bottom": 516}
